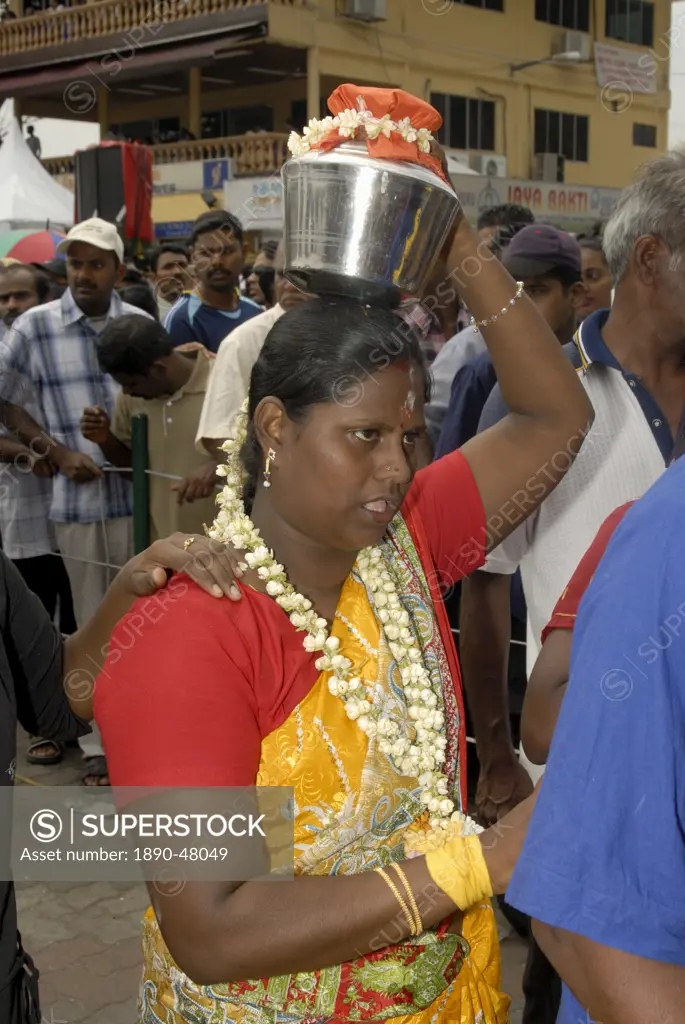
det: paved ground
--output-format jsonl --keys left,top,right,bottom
{"left": 15, "top": 730, "right": 528, "bottom": 1023}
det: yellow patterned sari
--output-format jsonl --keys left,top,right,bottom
{"left": 138, "top": 517, "right": 509, "bottom": 1023}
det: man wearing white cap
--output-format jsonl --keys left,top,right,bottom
{"left": 0, "top": 218, "right": 151, "bottom": 786}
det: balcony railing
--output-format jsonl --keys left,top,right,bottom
{"left": 0, "top": 0, "right": 308, "bottom": 57}
{"left": 43, "top": 132, "right": 290, "bottom": 177}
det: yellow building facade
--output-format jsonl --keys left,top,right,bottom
{"left": 266, "top": 0, "right": 672, "bottom": 190}
{"left": 1, "top": 0, "right": 673, "bottom": 231}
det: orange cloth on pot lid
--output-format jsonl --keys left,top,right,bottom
{"left": 315, "top": 84, "right": 451, "bottom": 187}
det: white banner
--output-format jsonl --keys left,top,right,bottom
{"left": 153, "top": 161, "right": 202, "bottom": 192}
{"left": 594, "top": 41, "right": 657, "bottom": 95}
{"left": 223, "top": 176, "right": 283, "bottom": 230}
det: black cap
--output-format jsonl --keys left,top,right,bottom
{"left": 502, "top": 225, "right": 582, "bottom": 279}
{"left": 31, "top": 258, "right": 67, "bottom": 278}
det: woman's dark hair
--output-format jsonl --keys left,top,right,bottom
{"left": 256, "top": 266, "right": 275, "bottom": 306}
{"left": 576, "top": 222, "right": 607, "bottom": 258}
{"left": 240, "top": 297, "right": 429, "bottom": 510}
{"left": 97, "top": 314, "right": 173, "bottom": 376}
{"left": 120, "top": 282, "right": 159, "bottom": 320}
{"left": 577, "top": 235, "right": 607, "bottom": 259}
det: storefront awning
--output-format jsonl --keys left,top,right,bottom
{"left": 152, "top": 192, "right": 218, "bottom": 238}
{"left": 0, "top": 32, "right": 253, "bottom": 99}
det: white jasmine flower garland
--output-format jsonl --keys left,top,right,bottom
{"left": 287, "top": 109, "right": 435, "bottom": 158}
{"left": 209, "top": 404, "right": 479, "bottom": 834}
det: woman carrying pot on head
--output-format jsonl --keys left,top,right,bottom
{"left": 95, "top": 188, "right": 593, "bottom": 1022}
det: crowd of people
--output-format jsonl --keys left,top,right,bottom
{"left": 0, "top": 0, "right": 83, "bottom": 22}
{"left": 0, "top": 214, "right": 302, "bottom": 782}
{"left": 103, "top": 124, "right": 199, "bottom": 146}
{"left": 0, "top": 94, "right": 684, "bottom": 1024}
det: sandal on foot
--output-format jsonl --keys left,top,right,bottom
{"left": 26, "top": 739, "right": 64, "bottom": 765}
{"left": 82, "top": 755, "right": 110, "bottom": 786}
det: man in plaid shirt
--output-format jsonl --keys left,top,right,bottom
{"left": 0, "top": 218, "right": 150, "bottom": 786}
{"left": 0, "top": 265, "right": 76, "bottom": 619}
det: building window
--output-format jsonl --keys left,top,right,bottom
{"left": 289, "top": 100, "right": 307, "bottom": 133}
{"left": 431, "top": 93, "right": 496, "bottom": 151}
{"left": 605, "top": 0, "right": 654, "bottom": 47}
{"left": 535, "top": 0, "right": 589, "bottom": 31}
{"left": 633, "top": 122, "right": 657, "bottom": 147}
{"left": 455, "top": 0, "right": 504, "bottom": 9}
{"left": 201, "top": 106, "right": 274, "bottom": 139}
{"left": 534, "top": 108, "right": 588, "bottom": 162}
{"left": 289, "top": 98, "right": 328, "bottom": 132}
{"left": 119, "top": 118, "right": 180, "bottom": 144}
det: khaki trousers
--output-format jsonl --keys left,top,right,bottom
{"left": 54, "top": 518, "right": 133, "bottom": 760}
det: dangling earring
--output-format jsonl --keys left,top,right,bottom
{"left": 263, "top": 448, "right": 276, "bottom": 488}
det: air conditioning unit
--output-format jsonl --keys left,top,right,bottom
{"left": 553, "top": 30, "right": 590, "bottom": 62}
{"left": 471, "top": 154, "right": 508, "bottom": 177}
{"left": 344, "top": 0, "right": 387, "bottom": 22}
{"left": 533, "top": 152, "right": 565, "bottom": 183}
{"left": 444, "top": 147, "right": 470, "bottom": 164}
{"left": 443, "top": 147, "right": 471, "bottom": 174}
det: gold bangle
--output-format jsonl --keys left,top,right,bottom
{"left": 389, "top": 862, "right": 423, "bottom": 936}
{"left": 376, "top": 866, "right": 417, "bottom": 936}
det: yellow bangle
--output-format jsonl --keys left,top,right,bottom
{"left": 424, "top": 833, "right": 493, "bottom": 911}
{"left": 376, "top": 866, "right": 417, "bottom": 936}
{"left": 389, "top": 862, "right": 423, "bottom": 936}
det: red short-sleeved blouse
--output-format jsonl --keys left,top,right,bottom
{"left": 95, "top": 450, "right": 486, "bottom": 789}
{"left": 541, "top": 501, "right": 634, "bottom": 645}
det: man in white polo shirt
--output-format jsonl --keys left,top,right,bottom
{"left": 456, "top": 150, "right": 685, "bottom": 1024}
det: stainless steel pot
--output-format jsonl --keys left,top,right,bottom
{"left": 282, "top": 139, "right": 460, "bottom": 304}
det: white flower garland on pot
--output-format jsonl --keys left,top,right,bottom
{"left": 287, "top": 109, "right": 435, "bottom": 158}
{"left": 209, "top": 404, "right": 480, "bottom": 838}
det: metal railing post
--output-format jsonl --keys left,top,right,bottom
{"left": 131, "top": 413, "right": 150, "bottom": 554}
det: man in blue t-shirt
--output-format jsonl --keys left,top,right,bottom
{"left": 507, "top": 456, "right": 685, "bottom": 1024}
{"left": 164, "top": 210, "right": 262, "bottom": 354}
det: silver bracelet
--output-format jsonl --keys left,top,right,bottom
{"left": 469, "top": 280, "right": 524, "bottom": 333}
